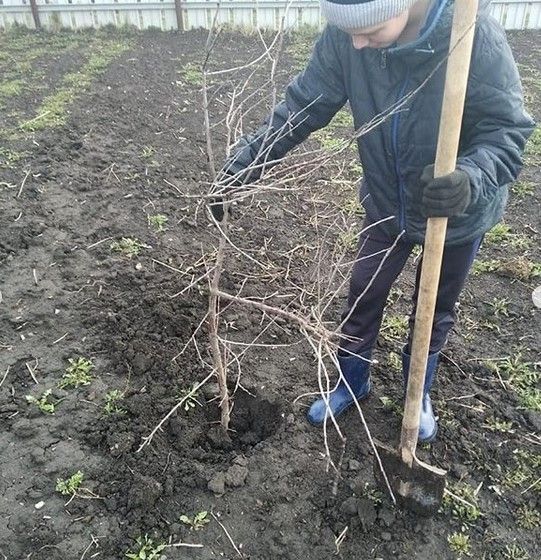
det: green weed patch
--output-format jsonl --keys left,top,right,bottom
{"left": 288, "top": 26, "right": 319, "bottom": 71}
{"left": 19, "top": 38, "right": 131, "bottom": 132}
{"left": 0, "top": 79, "right": 25, "bottom": 101}
{"left": 525, "top": 126, "right": 541, "bottom": 162}
{"left": 484, "top": 354, "right": 540, "bottom": 411}
{"left": 0, "top": 146, "right": 25, "bottom": 168}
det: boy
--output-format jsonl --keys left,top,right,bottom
{"left": 210, "top": 0, "right": 534, "bottom": 441}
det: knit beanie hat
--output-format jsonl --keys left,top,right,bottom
{"left": 320, "top": 0, "right": 418, "bottom": 29}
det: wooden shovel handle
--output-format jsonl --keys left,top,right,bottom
{"left": 400, "top": 0, "right": 479, "bottom": 458}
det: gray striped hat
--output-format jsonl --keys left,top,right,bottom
{"left": 320, "top": 0, "right": 417, "bottom": 29}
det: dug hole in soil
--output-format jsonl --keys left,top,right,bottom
{"left": 0, "top": 26, "right": 540, "bottom": 560}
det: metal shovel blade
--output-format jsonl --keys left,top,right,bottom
{"left": 374, "top": 439, "right": 446, "bottom": 516}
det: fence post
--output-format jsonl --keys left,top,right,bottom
{"left": 29, "top": 0, "right": 42, "bottom": 30}
{"left": 174, "top": 0, "right": 185, "bottom": 30}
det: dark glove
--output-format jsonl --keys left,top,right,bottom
{"left": 419, "top": 165, "right": 471, "bottom": 218}
{"left": 208, "top": 172, "right": 243, "bottom": 222}
{"left": 209, "top": 196, "right": 226, "bottom": 222}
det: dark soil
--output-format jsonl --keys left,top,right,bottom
{"left": 0, "top": 27, "right": 540, "bottom": 560}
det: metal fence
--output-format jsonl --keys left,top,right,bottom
{"left": 1, "top": 0, "right": 540, "bottom": 31}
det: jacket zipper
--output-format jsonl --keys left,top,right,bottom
{"left": 391, "top": 71, "right": 410, "bottom": 233}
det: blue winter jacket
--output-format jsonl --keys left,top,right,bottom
{"left": 225, "top": 0, "right": 534, "bottom": 245}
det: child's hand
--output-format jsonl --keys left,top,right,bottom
{"left": 419, "top": 165, "right": 471, "bottom": 218}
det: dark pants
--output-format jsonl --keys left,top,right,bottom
{"left": 340, "top": 218, "right": 482, "bottom": 356}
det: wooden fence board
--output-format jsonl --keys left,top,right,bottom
{"left": 0, "top": 0, "right": 539, "bottom": 31}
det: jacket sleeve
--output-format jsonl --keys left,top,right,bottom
{"left": 223, "top": 26, "right": 348, "bottom": 182}
{"left": 456, "top": 21, "right": 535, "bottom": 206}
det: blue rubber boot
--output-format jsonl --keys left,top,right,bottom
{"left": 307, "top": 353, "right": 371, "bottom": 426}
{"left": 402, "top": 349, "right": 439, "bottom": 443}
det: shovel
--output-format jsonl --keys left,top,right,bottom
{"left": 374, "top": 0, "right": 479, "bottom": 515}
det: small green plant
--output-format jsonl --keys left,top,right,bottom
{"left": 387, "top": 286, "right": 403, "bottom": 306}
{"left": 314, "top": 129, "right": 346, "bottom": 152}
{"left": 531, "top": 262, "right": 541, "bottom": 278}
{"left": 516, "top": 387, "right": 541, "bottom": 411}
{"left": 379, "top": 395, "right": 403, "bottom": 416}
{"left": 484, "top": 355, "right": 538, "bottom": 389}
{"left": 141, "top": 145, "right": 155, "bottom": 159}
{"left": 329, "top": 108, "right": 354, "bottom": 129}
{"left": 485, "top": 354, "right": 540, "bottom": 411}
{"left": 179, "top": 384, "right": 202, "bottom": 412}
{"left": 509, "top": 360, "right": 539, "bottom": 390}
{"left": 443, "top": 483, "right": 482, "bottom": 523}
{"left": 59, "top": 357, "right": 94, "bottom": 389}
{"left": 349, "top": 159, "right": 363, "bottom": 175}
{"left": 503, "top": 544, "right": 530, "bottom": 560}
{"left": 471, "top": 259, "right": 500, "bottom": 275}
{"left": 508, "top": 235, "right": 531, "bottom": 250}
{"left": 111, "top": 237, "right": 145, "bottom": 258}
{"left": 438, "top": 406, "right": 459, "bottom": 429}
{"left": 447, "top": 532, "right": 471, "bottom": 556}
{"left": 312, "top": 106, "right": 354, "bottom": 152}
{"left": 511, "top": 180, "right": 535, "bottom": 198}
{"left": 0, "top": 146, "right": 25, "bottom": 168}
{"left": 386, "top": 351, "right": 401, "bottom": 372}
{"left": 180, "top": 510, "right": 210, "bottom": 531}
{"left": 148, "top": 214, "right": 168, "bottom": 232}
{"left": 380, "top": 314, "right": 409, "bottom": 341}
{"left": 336, "top": 228, "right": 358, "bottom": 252}
{"left": 482, "top": 417, "right": 514, "bottom": 433}
{"left": 181, "top": 63, "right": 203, "bottom": 86}
{"left": 525, "top": 125, "right": 541, "bottom": 158}
{"left": 502, "top": 468, "right": 531, "bottom": 489}
{"left": 356, "top": 482, "right": 383, "bottom": 505}
{"left": 484, "top": 223, "right": 530, "bottom": 249}
{"left": 488, "top": 297, "right": 510, "bottom": 318}
{"left": 104, "top": 389, "right": 126, "bottom": 414}
{"left": 485, "top": 223, "right": 513, "bottom": 245}
{"left": 340, "top": 196, "right": 364, "bottom": 217}
{"left": 480, "top": 319, "right": 501, "bottom": 333}
{"left": 56, "top": 471, "right": 84, "bottom": 496}
{"left": 411, "top": 245, "right": 423, "bottom": 259}
{"left": 516, "top": 504, "right": 541, "bottom": 529}
{"left": 125, "top": 535, "right": 166, "bottom": 559}
{"left": 515, "top": 449, "right": 541, "bottom": 472}
{"left": 502, "top": 449, "right": 541, "bottom": 492}
{"left": 26, "top": 389, "right": 56, "bottom": 414}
